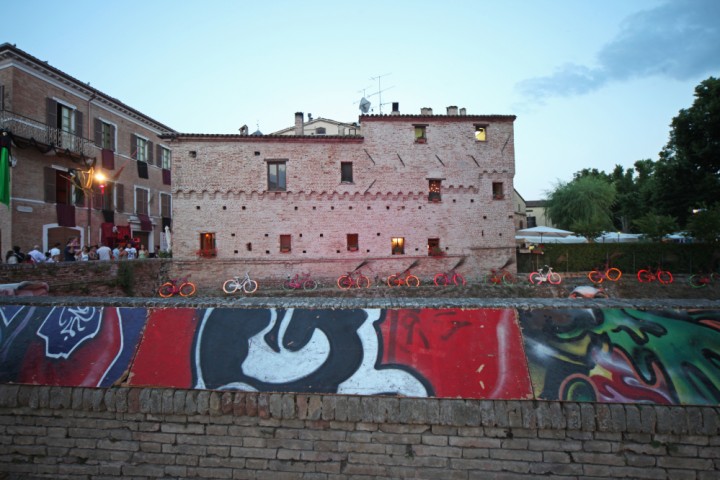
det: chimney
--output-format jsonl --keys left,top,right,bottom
{"left": 459, "top": 107, "right": 466, "bottom": 116}
{"left": 294, "top": 112, "right": 303, "bottom": 135}
{"left": 421, "top": 107, "right": 433, "bottom": 115}
{"left": 391, "top": 102, "right": 400, "bottom": 115}
{"left": 447, "top": 106, "right": 458, "bottom": 116}
{"left": 239, "top": 125, "right": 248, "bottom": 135}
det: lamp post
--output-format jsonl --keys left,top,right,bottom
{"left": 86, "top": 170, "right": 106, "bottom": 246}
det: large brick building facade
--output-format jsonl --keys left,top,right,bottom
{"left": 163, "top": 106, "right": 517, "bottom": 283}
{"left": 0, "top": 44, "right": 175, "bottom": 257}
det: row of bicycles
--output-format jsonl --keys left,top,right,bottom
{"left": 157, "top": 266, "right": 720, "bottom": 297}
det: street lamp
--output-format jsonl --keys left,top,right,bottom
{"left": 86, "top": 169, "right": 106, "bottom": 246}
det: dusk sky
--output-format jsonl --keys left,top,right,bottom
{"left": 4, "top": 0, "right": 719, "bottom": 200}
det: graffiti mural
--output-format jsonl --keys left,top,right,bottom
{"left": 0, "top": 306, "right": 148, "bottom": 387}
{"left": 519, "top": 308, "right": 720, "bottom": 405}
{"left": 128, "top": 307, "right": 532, "bottom": 399}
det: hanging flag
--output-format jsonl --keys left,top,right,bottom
{"left": 0, "top": 131, "right": 11, "bottom": 207}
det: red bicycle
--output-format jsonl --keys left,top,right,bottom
{"left": 388, "top": 260, "right": 421, "bottom": 287}
{"left": 688, "top": 271, "right": 720, "bottom": 288}
{"left": 588, "top": 263, "right": 622, "bottom": 284}
{"left": 337, "top": 270, "right": 371, "bottom": 289}
{"left": 483, "top": 259, "right": 517, "bottom": 286}
{"left": 433, "top": 258, "right": 467, "bottom": 286}
{"left": 158, "top": 275, "right": 196, "bottom": 298}
{"left": 637, "top": 265, "right": 673, "bottom": 284}
{"left": 283, "top": 272, "right": 318, "bottom": 291}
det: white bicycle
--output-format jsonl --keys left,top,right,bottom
{"left": 222, "top": 272, "right": 258, "bottom": 294}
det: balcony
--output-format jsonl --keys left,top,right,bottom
{"left": 0, "top": 110, "right": 95, "bottom": 158}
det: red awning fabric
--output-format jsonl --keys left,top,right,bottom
{"left": 137, "top": 213, "right": 152, "bottom": 232}
{"left": 56, "top": 204, "right": 76, "bottom": 227}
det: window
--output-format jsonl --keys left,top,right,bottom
{"left": 347, "top": 234, "right": 359, "bottom": 251}
{"left": 341, "top": 162, "right": 353, "bottom": 183}
{"left": 315, "top": 127, "right": 326, "bottom": 135}
{"left": 94, "top": 119, "right": 116, "bottom": 150}
{"left": 428, "top": 238, "right": 442, "bottom": 256}
{"left": 267, "top": 161, "right": 287, "bottom": 191}
{"left": 474, "top": 124, "right": 487, "bottom": 142}
{"left": 429, "top": 179, "right": 441, "bottom": 202}
{"left": 492, "top": 182, "right": 504, "bottom": 199}
{"left": 391, "top": 237, "right": 405, "bottom": 255}
{"left": 135, "top": 187, "right": 149, "bottom": 215}
{"left": 160, "top": 192, "right": 171, "bottom": 218}
{"left": 132, "top": 135, "right": 152, "bottom": 163}
{"left": 101, "top": 182, "right": 115, "bottom": 211}
{"left": 47, "top": 98, "right": 82, "bottom": 150}
{"left": 414, "top": 125, "right": 427, "bottom": 143}
{"left": 199, "top": 232, "right": 216, "bottom": 258}
{"left": 280, "top": 234, "right": 291, "bottom": 253}
{"left": 159, "top": 146, "right": 171, "bottom": 169}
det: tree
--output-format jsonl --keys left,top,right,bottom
{"left": 545, "top": 176, "right": 616, "bottom": 239}
{"left": 686, "top": 206, "right": 720, "bottom": 244}
{"left": 653, "top": 77, "right": 720, "bottom": 225}
{"left": 633, "top": 213, "right": 678, "bottom": 242}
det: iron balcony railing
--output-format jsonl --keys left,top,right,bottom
{"left": 0, "top": 109, "right": 95, "bottom": 158}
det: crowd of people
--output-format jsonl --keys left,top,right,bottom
{"left": 3, "top": 236, "right": 156, "bottom": 264}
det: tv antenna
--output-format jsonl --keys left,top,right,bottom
{"left": 356, "top": 73, "right": 394, "bottom": 114}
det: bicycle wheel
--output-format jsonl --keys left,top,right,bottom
{"left": 452, "top": 273, "right": 466, "bottom": 286}
{"left": 337, "top": 275, "right": 352, "bottom": 289}
{"left": 688, "top": 275, "right": 706, "bottom": 288}
{"left": 548, "top": 272, "right": 562, "bottom": 285}
{"left": 179, "top": 282, "right": 196, "bottom": 297}
{"left": 637, "top": 270, "right": 652, "bottom": 283}
{"left": 387, "top": 275, "right": 401, "bottom": 287}
{"left": 303, "top": 279, "right": 318, "bottom": 291}
{"left": 158, "top": 283, "right": 175, "bottom": 298}
{"left": 243, "top": 280, "right": 259, "bottom": 294}
{"left": 433, "top": 273, "right": 449, "bottom": 287}
{"left": 356, "top": 274, "right": 371, "bottom": 288}
{"left": 588, "top": 271, "right": 604, "bottom": 284}
{"left": 406, "top": 275, "right": 420, "bottom": 287}
{"left": 222, "top": 279, "right": 239, "bottom": 294}
{"left": 528, "top": 272, "right": 542, "bottom": 285}
{"left": 606, "top": 268, "right": 622, "bottom": 281}
{"left": 501, "top": 271, "right": 516, "bottom": 286}
{"left": 482, "top": 274, "right": 495, "bottom": 286}
{"left": 282, "top": 279, "right": 294, "bottom": 291}
{"left": 658, "top": 270, "right": 673, "bottom": 285}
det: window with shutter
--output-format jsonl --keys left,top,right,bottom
{"left": 135, "top": 187, "right": 149, "bottom": 215}
{"left": 116, "top": 184, "right": 125, "bottom": 212}
{"left": 44, "top": 167, "right": 56, "bottom": 202}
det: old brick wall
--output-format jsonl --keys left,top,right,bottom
{"left": 1, "top": 385, "right": 718, "bottom": 479}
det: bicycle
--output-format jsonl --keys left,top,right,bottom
{"left": 483, "top": 268, "right": 517, "bottom": 286}
{"left": 688, "top": 271, "right": 720, "bottom": 288}
{"left": 283, "top": 272, "right": 318, "bottom": 291}
{"left": 528, "top": 265, "right": 562, "bottom": 285}
{"left": 637, "top": 265, "right": 673, "bottom": 284}
{"left": 387, "top": 260, "right": 421, "bottom": 287}
{"left": 337, "top": 270, "right": 371, "bottom": 289}
{"left": 222, "top": 272, "right": 259, "bottom": 294}
{"left": 433, "top": 258, "right": 467, "bottom": 287}
{"left": 587, "top": 263, "right": 622, "bottom": 284}
{"left": 158, "top": 275, "right": 196, "bottom": 298}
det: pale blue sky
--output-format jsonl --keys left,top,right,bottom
{"left": 4, "top": 0, "right": 719, "bottom": 199}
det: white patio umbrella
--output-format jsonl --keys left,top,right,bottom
{"left": 516, "top": 226, "right": 573, "bottom": 243}
{"left": 164, "top": 225, "right": 172, "bottom": 252}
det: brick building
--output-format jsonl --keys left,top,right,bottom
{"left": 163, "top": 105, "right": 517, "bottom": 281}
{"left": 0, "top": 43, "right": 175, "bottom": 257}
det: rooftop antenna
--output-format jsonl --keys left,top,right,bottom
{"left": 369, "top": 73, "right": 394, "bottom": 114}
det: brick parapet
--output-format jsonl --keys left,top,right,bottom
{"left": 2, "top": 385, "right": 719, "bottom": 479}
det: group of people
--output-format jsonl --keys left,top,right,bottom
{"left": 4, "top": 237, "right": 153, "bottom": 264}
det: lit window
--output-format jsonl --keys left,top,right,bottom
{"left": 267, "top": 161, "right": 287, "bottom": 191}
{"left": 429, "top": 179, "right": 441, "bottom": 202}
{"left": 280, "top": 234, "right": 291, "bottom": 253}
{"left": 347, "top": 234, "right": 359, "bottom": 251}
{"left": 475, "top": 124, "right": 487, "bottom": 142}
{"left": 341, "top": 162, "right": 353, "bottom": 183}
{"left": 414, "top": 125, "right": 427, "bottom": 143}
{"left": 391, "top": 237, "right": 405, "bottom": 255}
{"left": 199, "top": 233, "right": 216, "bottom": 258}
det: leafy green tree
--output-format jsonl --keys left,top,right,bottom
{"left": 545, "top": 176, "right": 616, "bottom": 239}
{"left": 653, "top": 77, "right": 720, "bottom": 225}
{"left": 686, "top": 206, "right": 720, "bottom": 243}
{"left": 633, "top": 213, "right": 678, "bottom": 242}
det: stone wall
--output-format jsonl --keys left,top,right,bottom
{"left": 1, "top": 385, "right": 718, "bottom": 479}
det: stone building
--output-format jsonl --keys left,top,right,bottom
{"left": 163, "top": 105, "right": 517, "bottom": 283}
{"left": 0, "top": 43, "right": 175, "bottom": 257}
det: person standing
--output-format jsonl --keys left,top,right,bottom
{"left": 5, "top": 246, "right": 25, "bottom": 264}
{"left": 27, "top": 245, "right": 46, "bottom": 263}
{"left": 63, "top": 237, "right": 79, "bottom": 261}
{"left": 97, "top": 243, "right": 112, "bottom": 261}
{"left": 49, "top": 242, "right": 62, "bottom": 262}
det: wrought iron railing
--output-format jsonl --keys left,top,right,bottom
{"left": 0, "top": 109, "right": 95, "bottom": 157}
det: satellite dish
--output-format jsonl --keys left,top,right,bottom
{"left": 359, "top": 97, "right": 371, "bottom": 113}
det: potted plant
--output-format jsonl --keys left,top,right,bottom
{"left": 196, "top": 248, "right": 217, "bottom": 258}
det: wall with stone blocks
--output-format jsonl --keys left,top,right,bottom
{"left": 0, "top": 385, "right": 718, "bottom": 479}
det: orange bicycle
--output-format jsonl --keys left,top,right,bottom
{"left": 337, "top": 270, "right": 371, "bottom": 289}
{"left": 387, "top": 260, "right": 420, "bottom": 287}
{"left": 158, "top": 275, "right": 196, "bottom": 297}
{"left": 588, "top": 263, "right": 622, "bottom": 284}
{"left": 483, "top": 259, "right": 517, "bottom": 286}
{"left": 637, "top": 265, "right": 673, "bottom": 284}
{"left": 433, "top": 258, "right": 467, "bottom": 286}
